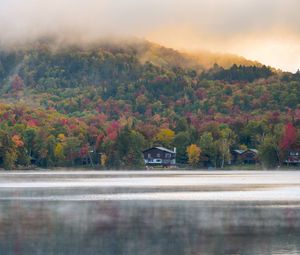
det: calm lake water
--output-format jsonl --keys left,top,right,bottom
{"left": 0, "top": 170, "right": 300, "bottom": 255}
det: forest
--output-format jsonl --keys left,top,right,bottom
{"left": 0, "top": 39, "right": 300, "bottom": 169}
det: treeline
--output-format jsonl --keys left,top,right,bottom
{"left": 282, "top": 70, "right": 300, "bottom": 82}
{"left": 201, "top": 64, "right": 273, "bottom": 82}
{"left": 0, "top": 104, "right": 300, "bottom": 169}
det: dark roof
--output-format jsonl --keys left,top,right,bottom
{"left": 143, "top": 147, "right": 176, "bottom": 154}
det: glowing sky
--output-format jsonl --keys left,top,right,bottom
{"left": 0, "top": 0, "right": 300, "bottom": 71}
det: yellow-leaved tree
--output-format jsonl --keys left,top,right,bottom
{"left": 155, "top": 128, "right": 175, "bottom": 147}
{"left": 57, "top": 134, "right": 66, "bottom": 143}
{"left": 186, "top": 144, "right": 201, "bottom": 167}
{"left": 54, "top": 143, "right": 65, "bottom": 162}
{"left": 101, "top": 154, "right": 108, "bottom": 167}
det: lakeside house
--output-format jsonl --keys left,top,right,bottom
{"left": 143, "top": 147, "right": 176, "bottom": 167}
{"left": 284, "top": 150, "right": 300, "bottom": 165}
{"left": 231, "top": 149, "right": 259, "bottom": 164}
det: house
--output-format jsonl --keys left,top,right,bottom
{"left": 231, "top": 149, "right": 259, "bottom": 164}
{"left": 143, "top": 147, "right": 176, "bottom": 167}
{"left": 284, "top": 150, "right": 300, "bottom": 165}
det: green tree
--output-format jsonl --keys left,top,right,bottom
{"left": 175, "top": 117, "right": 189, "bottom": 132}
{"left": 0, "top": 132, "right": 17, "bottom": 170}
{"left": 24, "top": 127, "right": 38, "bottom": 159}
{"left": 4, "top": 149, "right": 17, "bottom": 170}
{"left": 218, "top": 126, "right": 236, "bottom": 168}
{"left": 116, "top": 126, "right": 146, "bottom": 168}
{"left": 199, "top": 132, "right": 218, "bottom": 167}
{"left": 17, "top": 147, "right": 30, "bottom": 166}
{"left": 258, "top": 136, "right": 279, "bottom": 169}
{"left": 173, "top": 131, "right": 191, "bottom": 164}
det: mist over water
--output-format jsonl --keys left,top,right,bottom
{"left": 0, "top": 171, "right": 300, "bottom": 255}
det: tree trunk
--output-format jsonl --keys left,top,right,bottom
{"left": 221, "top": 155, "right": 225, "bottom": 168}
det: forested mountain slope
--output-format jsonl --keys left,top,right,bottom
{"left": 0, "top": 39, "right": 299, "bottom": 169}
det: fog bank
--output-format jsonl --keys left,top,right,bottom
{"left": 1, "top": 0, "right": 300, "bottom": 71}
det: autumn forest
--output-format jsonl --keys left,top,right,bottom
{"left": 0, "top": 39, "right": 300, "bottom": 170}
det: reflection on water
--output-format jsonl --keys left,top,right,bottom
{"left": 0, "top": 171, "right": 299, "bottom": 255}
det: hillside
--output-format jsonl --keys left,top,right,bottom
{"left": 189, "top": 50, "right": 262, "bottom": 69}
{"left": 135, "top": 42, "right": 261, "bottom": 70}
{"left": 0, "top": 39, "right": 300, "bottom": 169}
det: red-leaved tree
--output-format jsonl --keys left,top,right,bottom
{"left": 280, "top": 123, "right": 297, "bottom": 150}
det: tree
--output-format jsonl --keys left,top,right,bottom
{"left": 12, "top": 135, "right": 24, "bottom": 147}
{"left": 259, "top": 136, "right": 279, "bottom": 169}
{"left": 100, "top": 154, "right": 108, "bottom": 167}
{"left": 3, "top": 149, "right": 17, "bottom": 170}
{"left": 64, "top": 136, "right": 81, "bottom": 165}
{"left": 280, "top": 123, "right": 297, "bottom": 150}
{"left": 0, "top": 132, "right": 18, "bottom": 170}
{"left": 186, "top": 144, "right": 201, "bottom": 167}
{"left": 115, "top": 126, "right": 146, "bottom": 168}
{"left": 199, "top": 132, "right": 218, "bottom": 167}
{"left": 173, "top": 131, "right": 191, "bottom": 164}
{"left": 23, "top": 127, "right": 37, "bottom": 160}
{"left": 155, "top": 128, "right": 175, "bottom": 148}
{"left": 54, "top": 143, "right": 65, "bottom": 164}
{"left": 30, "top": 130, "right": 47, "bottom": 166}
{"left": 175, "top": 117, "right": 189, "bottom": 132}
{"left": 218, "top": 126, "right": 236, "bottom": 168}
{"left": 57, "top": 133, "right": 66, "bottom": 143}
{"left": 11, "top": 134, "right": 30, "bottom": 166}
{"left": 17, "top": 147, "right": 30, "bottom": 167}
{"left": 11, "top": 75, "right": 24, "bottom": 93}
{"left": 240, "top": 121, "right": 267, "bottom": 148}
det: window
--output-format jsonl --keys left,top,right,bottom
{"left": 148, "top": 153, "right": 151, "bottom": 158}
{"left": 157, "top": 153, "right": 161, "bottom": 158}
{"left": 166, "top": 153, "right": 171, "bottom": 158}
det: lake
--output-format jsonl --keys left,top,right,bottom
{"left": 0, "top": 171, "right": 299, "bottom": 255}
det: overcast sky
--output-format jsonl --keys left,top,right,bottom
{"left": 1, "top": 0, "right": 300, "bottom": 71}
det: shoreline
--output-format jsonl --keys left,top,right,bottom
{"left": 1, "top": 167, "right": 300, "bottom": 172}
